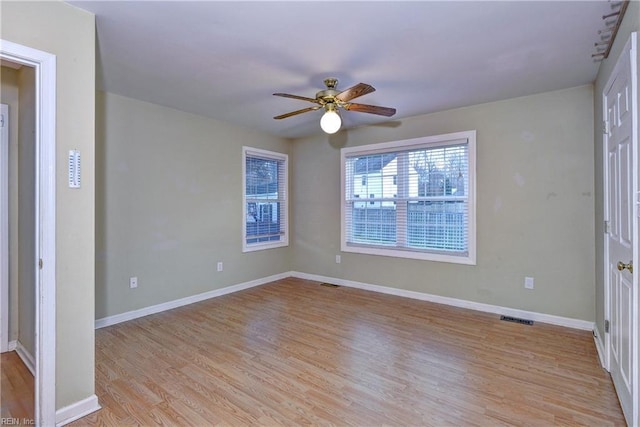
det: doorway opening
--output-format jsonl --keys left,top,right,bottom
{"left": 1, "top": 61, "right": 38, "bottom": 423}
{"left": 0, "top": 39, "right": 57, "bottom": 427}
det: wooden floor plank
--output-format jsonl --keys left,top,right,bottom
{"left": 61, "top": 277, "right": 623, "bottom": 425}
{"left": 1, "top": 351, "right": 34, "bottom": 423}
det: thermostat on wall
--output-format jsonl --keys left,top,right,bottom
{"left": 68, "top": 149, "right": 81, "bottom": 189}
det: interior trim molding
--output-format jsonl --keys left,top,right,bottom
{"left": 95, "top": 272, "right": 290, "bottom": 329}
{"left": 594, "top": 328, "right": 607, "bottom": 369}
{"left": 95, "top": 271, "right": 603, "bottom": 332}
{"left": 7, "top": 339, "right": 17, "bottom": 351}
{"left": 94, "top": 271, "right": 594, "bottom": 332}
{"left": 55, "top": 394, "right": 100, "bottom": 427}
{"left": 15, "top": 340, "right": 35, "bottom": 376}
{"left": 290, "top": 271, "right": 595, "bottom": 331}
{"left": 0, "top": 103, "right": 8, "bottom": 354}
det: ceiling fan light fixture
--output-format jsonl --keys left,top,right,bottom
{"left": 274, "top": 78, "right": 395, "bottom": 133}
{"left": 320, "top": 104, "right": 341, "bottom": 134}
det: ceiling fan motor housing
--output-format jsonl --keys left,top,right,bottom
{"left": 324, "top": 77, "right": 338, "bottom": 89}
{"left": 316, "top": 78, "right": 340, "bottom": 104}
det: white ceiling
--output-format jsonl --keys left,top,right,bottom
{"left": 69, "top": 1, "right": 611, "bottom": 139}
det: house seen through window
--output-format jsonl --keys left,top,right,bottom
{"left": 243, "top": 147, "right": 288, "bottom": 252}
{"left": 341, "top": 131, "right": 476, "bottom": 264}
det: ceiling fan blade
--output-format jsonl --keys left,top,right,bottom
{"left": 335, "top": 83, "right": 375, "bottom": 102}
{"left": 274, "top": 106, "right": 321, "bottom": 120}
{"left": 343, "top": 103, "right": 396, "bottom": 117}
{"left": 273, "top": 93, "right": 320, "bottom": 104}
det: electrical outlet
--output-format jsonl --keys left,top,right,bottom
{"left": 335, "top": 255, "right": 341, "bottom": 264}
{"left": 217, "top": 262, "right": 223, "bottom": 272}
{"left": 524, "top": 276, "right": 534, "bottom": 290}
{"left": 129, "top": 277, "right": 138, "bottom": 289}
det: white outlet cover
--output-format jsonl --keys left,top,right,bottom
{"left": 524, "top": 277, "right": 534, "bottom": 289}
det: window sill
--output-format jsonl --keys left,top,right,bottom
{"left": 341, "top": 243, "right": 476, "bottom": 265}
{"left": 242, "top": 240, "right": 288, "bottom": 253}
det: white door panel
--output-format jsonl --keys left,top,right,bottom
{"left": 604, "top": 32, "right": 637, "bottom": 426}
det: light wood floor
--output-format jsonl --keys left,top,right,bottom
{"left": 68, "top": 277, "right": 623, "bottom": 425}
{"left": 1, "top": 351, "right": 34, "bottom": 422}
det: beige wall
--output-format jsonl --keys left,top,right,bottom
{"left": 1, "top": 66, "right": 20, "bottom": 344}
{"left": 0, "top": 0, "right": 96, "bottom": 410}
{"left": 292, "top": 85, "right": 595, "bottom": 321}
{"left": 95, "top": 91, "right": 291, "bottom": 319}
{"left": 593, "top": 2, "right": 640, "bottom": 340}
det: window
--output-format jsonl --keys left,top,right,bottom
{"left": 341, "top": 131, "right": 476, "bottom": 264}
{"left": 243, "top": 147, "right": 288, "bottom": 252}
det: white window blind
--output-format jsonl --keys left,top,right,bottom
{"left": 243, "top": 147, "right": 288, "bottom": 252}
{"left": 341, "top": 131, "right": 476, "bottom": 264}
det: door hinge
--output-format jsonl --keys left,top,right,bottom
{"left": 39, "top": 258, "right": 43, "bottom": 269}
{"left": 605, "top": 319, "right": 610, "bottom": 333}
{"left": 603, "top": 120, "right": 609, "bottom": 135}
{"left": 0, "top": 113, "right": 4, "bottom": 128}
{"left": 604, "top": 220, "right": 611, "bottom": 234}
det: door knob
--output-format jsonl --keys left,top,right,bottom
{"left": 618, "top": 261, "right": 634, "bottom": 274}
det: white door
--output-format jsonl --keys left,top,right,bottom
{"left": 604, "top": 32, "right": 638, "bottom": 426}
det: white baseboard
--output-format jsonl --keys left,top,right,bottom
{"left": 95, "top": 270, "right": 594, "bottom": 332}
{"left": 55, "top": 394, "right": 101, "bottom": 426}
{"left": 7, "top": 339, "right": 16, "bottom": 351}
{"left": 95, "top": 272, "right": 290, "bottom": 329}
{"left": 594, "top": 327, "right": 607, "bottom": 369}
{"left": 15, "top": 340, "right": 35, "bottom": 376}
{"left": 290, "top": 271, "right": 595, "bottom": 331}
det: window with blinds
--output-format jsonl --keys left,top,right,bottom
{"left": 341, "top": 131, "right": 476, "bottom": 264}
{"left": 243, "top": 147, "right": 288, "bottom": 252}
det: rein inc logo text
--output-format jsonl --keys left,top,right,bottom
{"left": 1, "top": 419, "right": 34, "bottom": 425}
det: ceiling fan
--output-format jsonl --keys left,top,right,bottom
{"left": 273, "top": 78, "right": 396, "bottom": 134}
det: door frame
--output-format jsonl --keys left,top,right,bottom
{"left": 1, "top": 103, "right": 8, "bottom": 354}
{"left": 603, "top": 31, "right": 640, "bottom": 426}
{"left": 0, "top": 39, "right": 56, "bottom": 427}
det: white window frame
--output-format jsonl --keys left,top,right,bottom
{"left": 242, "top": 146, "right": 289, "bottom": 252}
{"left": 341, "top": 130, "right": 476, "bottom": 265}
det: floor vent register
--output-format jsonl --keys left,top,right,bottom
{"left": 500, "top": 315, "right": 534, "bottom": 326}
{"left": 320, "top": 283, "right": 340, "bottom": 288}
